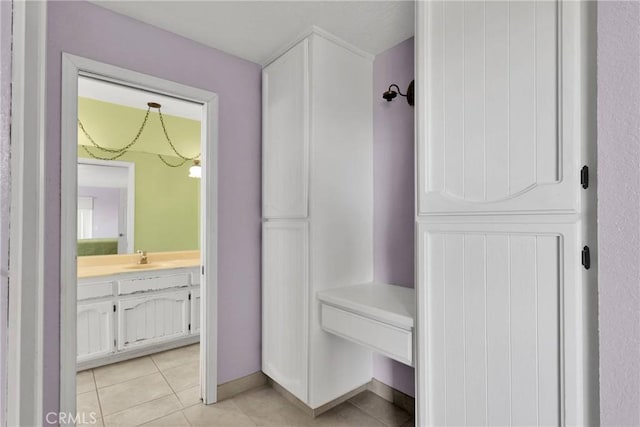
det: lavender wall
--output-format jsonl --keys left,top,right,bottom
{"left": 598, "top": 2, "right": 640, "bottom": 425}
{"left": 78, "top": 187, "right": 120, "bottom": 238}
{"left": 45, "top": 1, "right": 262, "bottom": 420}
{"left": 0, "top": 1, "right": 11, "bottom": 423}
{"left": 373, "top": 37, "right": 415, "bottom": 397}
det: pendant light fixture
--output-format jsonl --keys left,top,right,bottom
{"left": 188, "top": 160, "right": 202, "bottom": 178}
{"left": 79, "top": 102, "right": 201, "bottom": 177}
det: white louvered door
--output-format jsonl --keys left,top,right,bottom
{"left": 415, "top": 1, "right": 597, "bottom": 426}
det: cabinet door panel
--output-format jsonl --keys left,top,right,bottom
{"left": 191, "top": 288, "right": 201, "bottom": 334}
{"left": 417, "top": 220, "right": 583, "bottom": 426}
{"left": 77, "top": 301, "right": 114, "bottom": 361}
{"left": 418, "top": 1, "right": 580, "bottom": 215}
{"left": 118, "top": 290, "right": 190, "bottom": 350}
{"left": 262, "top": 221, "right": 308, "bottom": 401}
{"left": 263, "top": 40, "right": 309, "bottom": 218}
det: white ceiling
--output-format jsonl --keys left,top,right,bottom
{"left": 90, "top": 1, "right": 415, "bottom": 64}
{"left": 79, "top": 76, "right": 203, "bottom": 120}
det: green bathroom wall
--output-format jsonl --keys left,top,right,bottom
{"left": 78, "top": 97, "right": 201, "bottom": 253}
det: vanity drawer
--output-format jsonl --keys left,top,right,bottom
{"left": 118, "top": 273, "right": 190, "bottom": 295}
{"left": 78, "top": 280, "right": 114, "bottom": 300}
{"left": 320, "top": 304, "right": 413, "bottom": 367}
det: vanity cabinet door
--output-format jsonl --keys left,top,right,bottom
{"left": 262, "top": 39, "right": 309, "bottom": 218}
{"left": 118, "top": 290, "right": 190, "bottom": 350}
{"left": 190, "top": 288, "right": 201, "bottom": 334}
{"left": 77, "top": 301, "right": 114, "bottom": 362}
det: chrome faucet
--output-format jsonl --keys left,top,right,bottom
{"left": 136, "top": 250, "right": 148, "bottom": 265}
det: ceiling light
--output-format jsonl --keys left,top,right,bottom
{"left": 189, "top": 160, "right": 202, "bottom": 179}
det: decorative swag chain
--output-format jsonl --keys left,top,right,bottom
{"left": 78, "top": 106, "right": 201, "bottom": 167}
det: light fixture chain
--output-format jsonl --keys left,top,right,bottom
{"left": 78, "top": 103, "right": 201, "bottom": 169}
{"left": 157, "top": 109, "right": 201, "bottom": 161}
{"left": 78, "top": 107, "right": 152, "bottom": 154}
{"left": 81, "top": 144, "right": 129, "bottom": 161}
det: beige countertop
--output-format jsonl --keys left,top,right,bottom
{"left": 78, "top": 250, "right": 200, "bottom": 279}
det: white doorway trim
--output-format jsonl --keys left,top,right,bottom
{"left": 60, "top": 53, "right": 219, "bottom": 419}
{"left": 6, "top": 1, "right": 47, "bottom": 425}
{"left": 77, "top": 158, "right": 136, "bottom": 253}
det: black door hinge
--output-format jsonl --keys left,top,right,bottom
{"left": 188, "top": 293, "right": 191, "bottom": 300}
{"left": 581, "top": 165, "right": 589, "bottom": 189}
{"left": 582, "top": 246, "right": 591, "bottom": 270}
{"left": 201, "top": 266, "right": 204, "bottom": 275}
{"left": 113, "top": 304, "right": 116, "bottom": 312}
{"left": 188, "top": 324, "right": 191, "bottom": 331}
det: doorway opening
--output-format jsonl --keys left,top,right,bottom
{"left": 60, "top": 54, "right": 218, "bottom": 420}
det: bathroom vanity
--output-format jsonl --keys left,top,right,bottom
{"left": 76, "top": 251, "right": 200, "bottom": 370}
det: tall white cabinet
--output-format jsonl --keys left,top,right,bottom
{"left": 415, "top": 1, "right": 598, "bottom": 426}
{"left": 262, "top": 31, "right": 374, "bottom": 409}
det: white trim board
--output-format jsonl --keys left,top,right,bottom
{"left": 6, "top": 1, "right": 47, "bottom": 425}
{"left": 60, "top": 53, "right": 219, "bottom": 422}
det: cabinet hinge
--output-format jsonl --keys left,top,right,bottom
{"left": 188, "top": 293, "right": 191, "bottom": 300}
{"left": 113, "top": 304, "right": 116, "bottom": 312}
{"left": 201, "top": 265, "right": 204, "bottom": 275}
{"left": 582, "top": 246, "right": 591, "bottom": 270}
{"left": 113, "top": 339, "right": 116, "bottom": 347}
{"left": 188, "top": 324, "right": 191, "bottom": 331}
{"left": 581, "top": 165, "right": 589, "bottom": 189}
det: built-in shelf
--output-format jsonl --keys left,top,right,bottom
{"left": 317, "top": 283, "right": 415, "bottom": 367}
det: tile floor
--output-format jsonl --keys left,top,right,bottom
{"left": 77, "top": 344, "right": 414, "bottom": 426}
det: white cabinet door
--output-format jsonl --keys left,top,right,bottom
{"left": 118, "top": 290, "right": 190, "bottom": 350}
{"left": 418, "top": 221, "right": 586, "bottom": 426}
{"left": 263, "top": 40, "right": 309, "bottom": 218}
{"left": 262, "top": 221, "right": 309, "bottom": 401}
{"left": 190, "top": 287, "right": 201, "bottom": 334}
{"left": 77, "top": 300, "right": 114, "bottom": 361}
{"left": 417, "top": 0, "right": 584, "bottom": 215}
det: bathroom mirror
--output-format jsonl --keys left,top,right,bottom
{"left": 76, "top": 79, "right": 202, "bottom": 257}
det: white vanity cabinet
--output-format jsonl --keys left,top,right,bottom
{"left": 262, "top": 29, "right": 374, "bottom": 409}
{"left": 77, "top": 266, "right": 200, "bottom": 369}
{"left": 118, "top": 289, "right": 191, "bottom": 350}
{"left": 77, "top": 300, "right": 115, "bottom": 362}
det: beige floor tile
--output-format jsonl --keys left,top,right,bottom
{"left": 151, "top": 344, "right": 199, "bottom": 372}
{"left": 94, "top": 356, "right": 158, "bottom": 389}
{"left": 232, "top": 386, "right": 314, "bottom": 427}
{"left": 161, "top": 360, "right": 199, "bottom": 392}
{"left": 142, "top": 411, "right": 191, "bottom": 426}
{"left": 314, "top": 402, "right": 387, "bottom": 427}
{"left": 183, "top": 399, "right": 256, "bottom": 426}
{"left": 77, "top": 370, "right": 96, "bottom": 394}
{"left": 98, "top": 373, "right": 174, "bottom": 416}
{"left": 348, "top": 391, "right": 411, "bottom": 427}
{"left": 176, "top": 385, "right": 201, "bottom": 407}
{"left": 77, "top": 389, "right": 103, "bottom": 425}
{"left": 103, "top": 395, "right": 182, "bottom": 426}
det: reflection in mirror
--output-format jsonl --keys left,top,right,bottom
{"left": 76, "top": 76, "right": 202, "bottom": 258}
